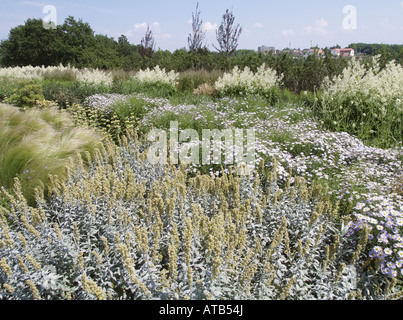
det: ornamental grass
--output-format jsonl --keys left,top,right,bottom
{"left": 0, "top": 103, "right": 102, "bottom": 206}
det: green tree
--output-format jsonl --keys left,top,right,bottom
{"left": 172, "top": 48, "right": 192, "bottom": 71}
{"left": 398, "top": 48, "right": 403, "bottom": 65}
{"left": 0, "top": 18, "right": 64, "bottom": 67}
{"left": 81, "top": 34, "right": 121, "bottom": 69}
{"left": 378, "top": 44, "right": 393, "bottom": 68}
{"left": 0, "top": 16, "right": 100, "bottom": 68}
{"left": 117, "top": 35, "right": 143, "bottom": 71}
{"left": 59, "top": 16, "right": 96, "bottom": 67}
{"left": 152, "top": 50, "right": 174, "bottom": 71}
{"left": 117, "top": 35, "right": 133, "bottom": 57}
{"left": 124, "top": 49, "right": 143, "bottom": 71}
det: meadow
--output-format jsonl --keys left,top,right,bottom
{"left": 0, "top": 57, "right": 402, "bottom": 300}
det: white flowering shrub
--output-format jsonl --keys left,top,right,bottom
{"left": 0, "top": 135, "right": 399, "bottom": 300}
{"left": 75, "top": 68, "right": 113, "bottom": 87}
{"left": 0, "top": 65, "right": 114, "bottom": 87}
{"left": 214, "top": 64, "right": 283, "bottom": 100}
{"left": 0, "top": 64, "right": 80, "bottom": 82}
{"left": 0, "top": 66, "right": 44, "bottom": 81}
{"left": 322, "top": 56, "right": 403, "bottom": 105}
{"left": 133, "top": 66, "right": 179, "bottom": 92}
{"left": 318, "top": 56, "right": 403, "bottom": 147}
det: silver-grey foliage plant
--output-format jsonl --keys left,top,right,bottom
{"left": 0, "top": 135, "right": 399, "bottom": 300}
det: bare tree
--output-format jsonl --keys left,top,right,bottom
{"left": 214, "top": 9, "right": 242, "bottom": 56}
{"left": 188, "top": 2, "right": 206, "bottom": 53}
{"left": 140, "top": 25, "right": 156, "bottom": 58}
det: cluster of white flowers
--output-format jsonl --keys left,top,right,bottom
{"left": 0, "top": 66, "right": 44, "bottom": 80}
{"left": 75, "top": 68, "right": 113, "bottom": 86}
{"left": 0, "top": 65, "right": 113, "bottom": 86}
{"left": 133, "top": 66, "right": 179, "bottom": 88}
{"left": 214, "top": 64, "right": 283, "bottom": 96}
{"left": 322, "top": 56, "right": 403, "bottom": 112}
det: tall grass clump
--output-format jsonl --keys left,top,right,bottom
{"left": 0, "top": 134, "right": 401, "bottom": 300}
{"left": 0, "top": 78, "right": 20, "bottom": 102}
{"left": 43, "top": 67, "right": 77, "bottom": 82}
{"left": 109, "top": 69, "right": 137, "bottom": 83}
{"left": 177, "top": 69, "right": 223, "bottom": 94}
{"left": 214, "top": 63, "right": 283, "bottom": 103}
{"left": 42, "top": 80, "right": 114, "bottom": 109}
{"left": 0, "top": 104, "right": 102, "bottom": 205}
{"left": 315, "top": 56, "right": 403, "bottom": 148}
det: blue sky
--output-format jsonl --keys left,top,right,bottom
{"left": 1, "top": 0, "right": 402, "bottom": 51}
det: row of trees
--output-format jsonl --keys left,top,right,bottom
{"left": 349, "top": 43, "right": 403, "bottom": 59}
{"left": 0, "top": 3, "right": 243, "bottom": 69}
{"left": 348, "top": 43, "right": 403, "bottom": 68}
{"left": 0, "top": 6, "right": 401, "bottom": 94}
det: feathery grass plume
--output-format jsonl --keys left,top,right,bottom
{"left": 0, "top": 103, "right": 102, "bottom": 205}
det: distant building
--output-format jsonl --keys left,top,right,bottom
{"left": 258, "top": 45, "right": 275, "bottom": 54}
{"left": 304, "top": 48, "right": 326, "bottom": 58}
{"left": 269, "top": 47, "right": 357, "bottom": 59}
{"left": 331, "top": 48, "right": 355, "bottom": 57}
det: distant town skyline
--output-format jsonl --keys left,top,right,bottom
{"left": 1, "top": 0, "right": 402, "bottom": 51}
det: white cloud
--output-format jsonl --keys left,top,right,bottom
{"left": 123, "top": 29, "right": 134, "bottom": 38}
{"left": 203, "top": 21, "right": 217, "bottom": 32}
{"left": 401, "top": 1, "right": 403, "bottom": 8}
{"left": 314, "top": 18, "right": 328, "bottom": 36}
{"left": 134, "top": 22, "right": 147, "bottom": 31}
{"left": 302, "top": 26, "right": 313, "bottom": 35}
{"left": 282, "top": 28, "right": 295, "bottom": 36}
{"left": 133, "top": 22, "right": 161, "bottom": 33}
{"left": 157, "top": 33, "right": 172, "bottom": 40}
{"left": 254, "top": 22, "right": 264, "bottom": 28}
{"left": 21, "top": 1, "right": 46, "bottom": 7}
{"left": 302, "top": 18, "right": 328, "bottom": 36}
{"left": 151, "top": 22, "right": 161, "bottom": 33}
{"left": 124, "top": 21, "right": 172, "bottom": 44}
{"left": 380, "top": 18, "right": 402, "bottom": 32}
